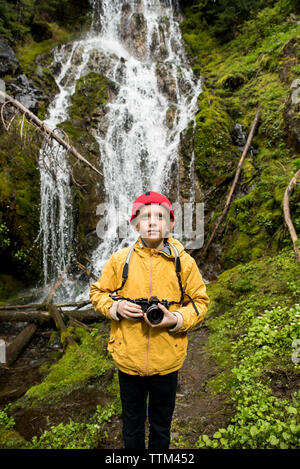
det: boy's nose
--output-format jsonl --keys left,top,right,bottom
{"left": 149, "top": 213, "right": 158, "bottom": 225}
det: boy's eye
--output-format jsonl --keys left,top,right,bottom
{"left": 140, "top": 212, "right": 164, "bottom": 220}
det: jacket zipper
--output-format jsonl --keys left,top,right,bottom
{"left": 146, "top": 252, "right": 153, "bottom": 376}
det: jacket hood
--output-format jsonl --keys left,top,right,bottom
{"left": 134, "top": 235, "right": 185, "bottom": 258}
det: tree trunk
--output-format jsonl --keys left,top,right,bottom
{"left": 5, "top": 324, "right": 37, "bottom": 366}
{"left": 48, "top": 304, "right": 77, "bottom": 347}
{"left": 0, "top": 308, "right": 104, "bottom": 324}
{"left": 0, "top": 300, "right": 91, "bottom": 311}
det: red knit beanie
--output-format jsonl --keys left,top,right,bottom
{"left": 130, "top": 191, "right": 174, "bottom": 223}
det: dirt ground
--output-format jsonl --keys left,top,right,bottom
{"left": 0, "top": 322, "right": 232, "bottom": 448}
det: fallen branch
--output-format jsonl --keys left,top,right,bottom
{"left": 201, "top": 105, "right": 261, "bottom": 258}
{"left": 57, "top": 300, "right": 91, "bottom": 310}
{"left": 0, "top": 90, "right": 102, "bottom": 178}
{"left": 0, "top": 300, "right": 91, "bottom": 311}
{"left": 68, "top": 318, "right": 94, "bottom": 331}
{"left": 74, "top": 259, "right": 98, "bottom": 281}
{"left": 283, "top": 169, "right": 300, "bottom": 262}
{"left": 0, "top": 307, "right": 104, "bottom": 324}
{"left": 0, "top": 310, "right": 51, "bottom": 324}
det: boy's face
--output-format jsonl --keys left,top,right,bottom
{"left": 134, "top": 204, "right": 174, "bottom": 242}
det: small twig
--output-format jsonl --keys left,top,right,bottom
{"left": 20, "top": 113, "right": 25, "bottom": 140}
{"left": 283, "top": 169, "right": 300, "bottom": 262}
{"left": 42, "top": 266, "right": 69, "bottom": 304}
{"left": 68, "top": 318, "right": 94, "bottom": 331}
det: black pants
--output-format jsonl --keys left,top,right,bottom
{"left": 118, "top": 370, "right": 178, "bottom": 450}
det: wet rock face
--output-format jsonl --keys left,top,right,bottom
{"left": 121, "top": 4, "right": 147, "bottom": 60}
{"left": 86, "top": 50, "right": 121, "bottom": 78}
{"left": 156, "top": 62, "right": 177, "bottom": 103}
{"left": 7, "top": 74, "right": 47, "bottom": 113}
{"left": 0, "top": 40, "right": 21, "bottom": 77}
{"left": 279, "top": 37, "right": 300, "bottom": 84}
{"left": 150, "top": 21, "right": 169, "bottom": 61}
{"left": 62, "top": 71, "right": 119, "bottom": 257}
{"left": 284, "top": 78, "right": 300, "bottom": 152}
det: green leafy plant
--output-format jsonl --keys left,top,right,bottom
{"left": 196, "top": 303, "right": 300, "bottom": 449}
{"left": 31, "top": 402, "right": 120, "bottom": 449}
{"left": 0, "top": 407, "right": 15, "bottom": 430}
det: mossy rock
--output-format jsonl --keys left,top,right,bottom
{"left": 194, "top": 89, "right": 236, "bottom": 188}
{"left": 69, "top": 71, "right": 118, "bottom": 125}
{"left": 56, "top": 119, "right": 104, "bottom": 256}
{"left": 0, "top": 426, "right": 29, "bottom": 449}
{"left": 217, "top": 73, "right": 247, "bottom": 91}
{"left": 59, "top": 72, "right": 118, "bottom": 257}
{"left": 0, "top": 126, "right": 41, "bottom": 288}
{"left": 21, "top": 329, "right": 114, "bottom": 404}
{"left": 207, "top": 248, "right": 300, "bottom": 319}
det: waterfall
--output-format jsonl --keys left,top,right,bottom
{"left": 39, "top": 0, "right": 202, "bottom": 301}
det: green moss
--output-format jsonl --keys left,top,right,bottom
{"left": 24, "top": 328, "right": 114, "bottom": 403}
{"left": 182, "top": 1, "right": 300, "bottom": 268}
{"left": 3, "top": 327, "right": 122, "bottom": 449}
{"left": 217, "top": 73, "right": 247, "bottom": 91}
{"left": 240, "top": 157, "right": 256, "bottom": 183}
{"left": 15, "top": 24, "right": 71, "bottom": 75}
{"left": 0, "top": 124, "right": 41, "bottom": 289}
{"left": 69, "top": 71, "right": 114, "bottom": 123}
{"left": 194, "top": 89, "right": 236, "bottom": 187}
{"left": 57, "top": 120, "right": 85, "bottom": 142}
{"left": 206, "top": 247, "right": 300, "bottom": 352}
{"left": 0, "top": 426, "right": 29, "bottom": 449}
{"left": 0, "top": 407, "right": 29, "bottom": 449}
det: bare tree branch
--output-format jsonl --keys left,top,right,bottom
{"left": 283, "top": 169, "right": 300, "bottom": 262}
{"left": 0, "top": 90, "right": 102, "bottom": 178}
{"left": 200, "top": 105, "right": 261, "bottom": 259}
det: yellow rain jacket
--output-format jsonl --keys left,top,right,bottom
{"left": 89, "top": 236, "right": 209, "bottom": 376}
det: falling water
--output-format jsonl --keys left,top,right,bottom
{"left": 39, "top": 0, "right": 202, "bottom": 300}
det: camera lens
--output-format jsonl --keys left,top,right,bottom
{"left": 146, "top": 304, "right": 164, "bottom": 325}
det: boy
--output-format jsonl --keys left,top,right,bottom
{"left": 89, "top": 191, "right": 209, "bottom": 450}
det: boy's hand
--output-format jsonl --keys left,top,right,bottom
{"left": 143, "top": 303, "right": 178, "bottom": 329}
{"left": 117, "top": 300, "right": 144, "bottom": 320}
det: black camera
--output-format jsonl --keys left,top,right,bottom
{"left": 132, "top": 296, "right": 170, "bottom": 325}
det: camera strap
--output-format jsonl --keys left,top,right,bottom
{"left": 168, "top": 242, "right": 200, "bottom": 316}
{"left": 109, "top": 245, "right": 135, "bottom": 299}
{"left": 109, "top": 241, "right": 200, "bottom": 316}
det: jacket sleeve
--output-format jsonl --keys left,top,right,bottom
{"left": 89, "top": 253, "right": 119, "bottom": 319}
{"left": 173, "top": 257, "right": 209, "bottom": 332}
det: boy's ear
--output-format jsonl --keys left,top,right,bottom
{"left": 164, "top": 219, "right": 175, "bottom": 237}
